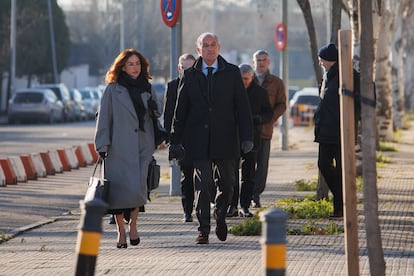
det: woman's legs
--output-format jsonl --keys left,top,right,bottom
{"left": 115, "top": 213, "right": 126, "bottom": 248}
{"left": 128, "top": 208, "right": 140, "bottom": 245}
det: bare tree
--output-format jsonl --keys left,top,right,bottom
{"left": 296, "top": 0, "right": 323, "bottom": 84}
{"left": 391, "top": 0, "right": 412, "bottom": 130}
{"left": 375, "top": 0, "right": 394, "bottom": 140}
{"left": 359, "top": 0, "right": 386, "bottom": 274}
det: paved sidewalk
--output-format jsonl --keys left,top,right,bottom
{"left": 0, "top": 126, "right": 413, "bottom": 275}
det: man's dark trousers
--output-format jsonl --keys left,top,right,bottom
{"left": 253, "top": 138, "right": 271, "bottom": 203}
{"left": 318, "top": 143, "right": 343, "bottom": 214}
{"left": 193, "top": 159, "right": 235, "bottom": 235}
{"left": 181, "top": 165, "right": 194, "bottom": 216}
{"left": 240, "top": 150, "right": 258, "bottom": 208}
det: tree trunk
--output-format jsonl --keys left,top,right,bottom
{"left": 330, "top": 0, "right": 342, "bottom": 44}
{"left": 374, "top": 1, "right": 394, "bottom": 141}
{"left": 296, "top": 0, "right": 323, "bottom": 84}
{"left": 359, "top": 0, "right": 386, "bottom": 275}
{"left": 345, "top": 0, "right": 363, "bottom": 176}
{"left": 391, "top": 13, "right": 405, "bottom": 130}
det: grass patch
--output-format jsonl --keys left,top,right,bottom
{"left": 356, "top": 176, "right": 363, "bottom": 192}
{"left": 378, "top": 142, "right": 398, "bottom": 152}
{"left": 287, "top": 221, "right": 344, "bottom": 235}
{"left": 276, "top": 197, "right": 333, "bottom": 219}
{"left": 376, "top": 152, "right": 391, "bottom": 164}
{"left": 229, "top": 196, "right": 343, "bottom": 236}
{"left": 229, "top": 214, "right": 261, "bottom": 236}
{"left": 294, "top": 178, "right": 317, "bottom": 191}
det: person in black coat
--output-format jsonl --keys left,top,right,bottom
{"left": 227, "top": 64, "right": 273, "bottom": 218}
{"left": 313, "top": 43, "right": 343, "bottom": 219}
{"left": 163, "top": 53, "right": 196, "bottom": 223}
{"left": 169, "top": 32, "right": 254, "bottom": 244}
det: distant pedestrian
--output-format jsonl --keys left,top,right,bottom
{"left": 169, "top": 32, "right": 254, "bottom": 244}
{"left": 95, "top": 48, "right": 160, "bottom": 248}
{"left": 163, "top": 53, "right": 196, "bottom": 222}
{"left": 313, "top": 43, "right": 343, "bottom": 219}
{"left": 252, "top": 50, "right": 286, "bottom": 208}
{"left": 227, "top": 64, "right": 273, "bottom": 218}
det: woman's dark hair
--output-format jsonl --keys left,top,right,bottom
{"left": 105, "top": 49, "right": 152, "bottom": 84}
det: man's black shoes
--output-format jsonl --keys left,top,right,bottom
{"left": 239, "top": 207, "right": 253, "bottom": 217}
{"left": 215, "top": 218, "right": 228, "bottom": 241}
{"left": 226, "top": 206, "right": 238, "bottom": 217}
{"left": 195, "top": 233, "right": 209, "bottom": 244}
{"left": 183, "top": 213, "right": 193, "bottom": 222}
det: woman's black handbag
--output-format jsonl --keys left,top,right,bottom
{"left": 147, "top": 156, "right": 160, "bottom": 200}
{"left": 84, "top": 157, "right": 110, "bottom": 203}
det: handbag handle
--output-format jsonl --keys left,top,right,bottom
{"left": 91, "top": 157, "right": 105, "bottom": 180}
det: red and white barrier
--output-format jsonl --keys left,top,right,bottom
{"left": 57, "top": 148, "right": 71, "bottom": 171}
{"left": 80, "top": 144, "right": 93, "bottom": 165}
{"left": 0, "top": 166, "right": 6, "bottom": 186}
{"left": 49, "top": 150, "right": 63, "bottom": 174}
{"left": 31, "top": 153, "right": 47, "bottom": 178}
{"left": 0, "top": 158, "right": 17, "bottom": 185}
{"left": 65, "top": 147, "right": 79, "bottom": 170}
{"left": 9, "top": 156, "right": 27, "bottom": 183}
{"left": 74, "top": 145, "right": 87, "bottom": 167}
{"left": 20, "top": 155, "right": 38, "bottom": 180}
{"left": 1, "top": 141, "right": 100, "bottom": 188}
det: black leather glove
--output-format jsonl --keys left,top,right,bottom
{"left": 241, "top": 141, "right": 253, "bottom": 154}
{"left": 168, "top": 144, "right": 185, "bottom": 161}
{"left": 253, "top": 115, "right": 262, "bottom": 125}
{"left": 99, "top": 152, "right": 107, "bottom": 159}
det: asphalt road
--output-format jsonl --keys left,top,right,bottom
{"left": 0, "top": 119, "right": 173, "bottom": 233}
{"left": 0, "top": 120, "right": 96, "bottom": 157}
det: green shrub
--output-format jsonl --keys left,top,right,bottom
{"left": 294, "top": 178, "right": 317, "bottom": 191}
{"left": 378, "top": 142, "right": 397, "bottom": 152}
{"left": 229, "top": 215, "right": 261, "bottom": 236}
{"left": 276, "top": 197, "right": 333, "bottom": 219}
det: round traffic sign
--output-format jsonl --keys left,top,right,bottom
{"left": 160, "top": 0, "right": 181, "bottom": 27}
{"left": 274, "top": 23, "right": 287, "bottom": 51}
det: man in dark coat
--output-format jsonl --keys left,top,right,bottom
{"left": 227, "top": 63, "right": 273, "bottom": 218}
{"left": 163, "top": 53, "right": 196, "bottom": 223}
{"left": 169, "top": 32, "right": 254, "bottom": 244}
{"left": 313, "top": 43, "right": 343, "bottom": 219}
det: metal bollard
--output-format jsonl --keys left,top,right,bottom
{"left": 75, "top": 198, "right": 108, "bottom": 276}
{"left": 169, "top": 159, "right": 181, "bottom": 196}
{"left": 260, "top": 208, "right": 287, "bottom": 276}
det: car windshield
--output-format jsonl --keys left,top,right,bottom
{"left": 14, "top": 93, "right": 43, "bottom": 103}
{"left": 80, "top": 90, "right": 92, "bottom": 99}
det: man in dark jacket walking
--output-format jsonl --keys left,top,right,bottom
{"left": 169, "top": 32, "right": 254, "bottom": 244}
{"left": 163, "top": 53, "right": 196, "bottom": 222}
{"left": 227, "top": 64, "right": 273, "bottom": 218}
{"left": 313, "top": 43, "right": 343, "bottom": 219}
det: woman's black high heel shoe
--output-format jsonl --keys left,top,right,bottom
{"left": 130, "top": 237, "right": 140, "bottom": 246}
{"left": 116, "top": 243, "right": 127, "bottom": 249}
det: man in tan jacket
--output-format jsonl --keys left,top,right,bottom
{"left": 252, "top": 50, "right": 286, "bottom": 207}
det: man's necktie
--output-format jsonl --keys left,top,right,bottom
{"left": 207, "top": 67, "right": 213, "bottom": 102}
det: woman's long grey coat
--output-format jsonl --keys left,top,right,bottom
{"left": 94, "top": 83, "right": 156, "bottom": 210}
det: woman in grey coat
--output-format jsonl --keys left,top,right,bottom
{"left": 95, "top": 49, "right": 159, "bottom": 248}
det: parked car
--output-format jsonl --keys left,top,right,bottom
{"left": 33, "top": 83, "right": 76, "bottom": 122}
{"left": 289, "top": 87, "right": 320, "bottom": 126}
{"left": 69, "top": 88, "right": 87, "bottom": 121}
{"left": 8, "top": 88, "right": 64, "bottom": 124}
{"left": 78, "top": 88, "right": 98, "bottom": 119}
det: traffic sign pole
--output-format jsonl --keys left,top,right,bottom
{"left": 276, "top": 0, "right": 289, "bottom": 151}
{"left": 160, "top": 0, "right": 182, "bottom": 195}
